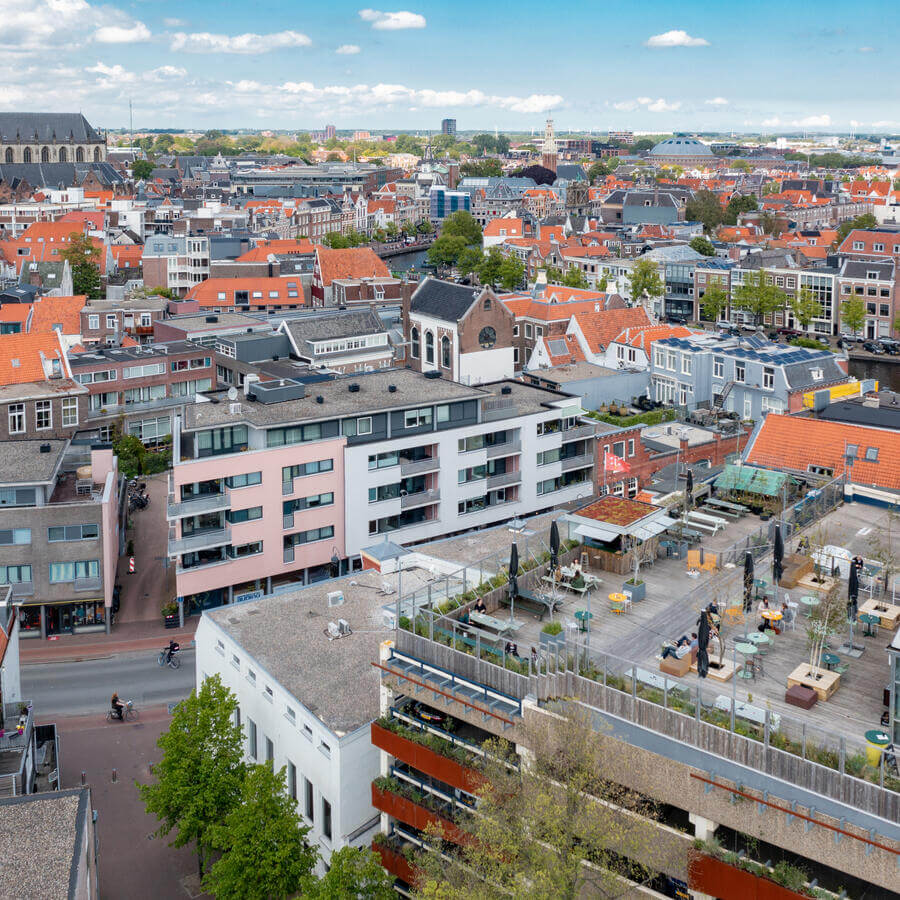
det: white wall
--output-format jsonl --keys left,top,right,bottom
{"left": 195, "top": 617, "right": 381, "bottom": 873}
{"left": 0, "top": 608, "right": 21, "bottom": 704}
{"left": 459, "top": 347, "right": 515, "bottom": 385}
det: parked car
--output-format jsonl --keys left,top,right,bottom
{"left": 776, "top": 327, "right": 802, "bottom": 338}
{"left": 840, "top": 333, "right": 864, "bottom": 343}
{"left": 667, "top": 315, "right": 687, "bottom": 326}
{"left": 879, "top": 338, "right": 900, "bottom": 355}
{"left": 862, "top": 341, "right": 885, "bottom": 354}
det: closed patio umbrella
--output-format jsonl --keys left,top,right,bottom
{"left": 773, "top": 525, "right": 784, "bottom": 585}
{"left": 742, "top": 551, "right": 754, "bottom": 614}
{"left": 847, "top": 562, "right": 859, "bottom": 621}
{"left": 549, "top": 520, "right": 560, "bottom": 571}
{"left": 508, "top": 542, "right": 519, "bottom": 622}
{"left": 697, "top": 609, "right": 710, "bottom": 679}
{"left": 685, "top": 469, "right": 694, "bottom": 514}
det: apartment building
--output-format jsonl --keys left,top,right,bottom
{"left": 836, "top": 258, "right": 897, "bottom": 339}
{"left": 167, "top": 369, "right": 595, "bottom": 613}
{"left": 648, "top": 332, "right": 850, "bottom": 417}
{"left": 311, "top": 248, "right": 391, "bottom": 308}
{"left": 141, "top": 234, "right": 210, "bottom": 298}
{"left": 79, "top": 296, "right": 170, "bottom": 347}
{"left": 1, "top": 442, "right": 119, "bottom": 637}
{"left": 69, "top": 341, "right": 215, "bottom": 443}
{"left": 280, "top": 310, "right": 395, "bottom": 374}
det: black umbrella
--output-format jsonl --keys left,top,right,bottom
{"left": 743, "top": 551, "right": 755, "bottom": 613}
{"left": 847, "top": 563, "right": 859, "bottom": 621}
{"left": 508, "top": 542, "right": 519, "bottom": 620}
{"left": 773, "top": 525, "right": 784, "bottom": 585}
{"left": 697, "top": 609, "right": 710, "bottom": 679}
{"left": 549, "top": 520, "right": 560, "bottom": 571}
{"left": 685, "top": 469, "right": 694, "bottom": 511}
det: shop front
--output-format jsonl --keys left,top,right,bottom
{"left": 17, "top": 598, "right": 107, "bottom": 638}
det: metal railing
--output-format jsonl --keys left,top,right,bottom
{"left": 166, "top": 490, "right": 230, "bottom": 519}
{"left": 561, "top": 453, "right": 594, "bottom": 472}
{"left": 400, "top": 456, "right": 440, "bottom": 477}
{"left": 400, "top": 488, "right": 440, "bottom": 510}
{"left": 73, "top": 576, "right": 102, "bottom": 592}
{"left": 561, "top": 423, "right": 597, "bottom": 442}
{"left": 486, "top": 470, "right": 522, "bottom": 490}
{"left": 486, "top": 439, "right": 522, "bottom": 459}
{"left": 167, "top": 526, "right": 231, "bottom": 556}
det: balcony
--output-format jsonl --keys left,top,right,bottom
{"left": 561, "top": 423, "right": 596, "bottom": 442}
{"left": 73, "top": 576, "right": 102, "bottom": 592}
{"left": 371, "top": 839, "right": 418, "bottom": 886}
{"left": 400, "top": 488, "right": 440, "bottom": 510}
{"left": 8, "top": 582, "right": 34, "bottom": 599}
{"left": 485, "top": 439, "right": 521, "bottom": 459}
{"left": 400, "top": 456, "right": 440, "bottom": 478}
{"left": 371, "top": 780, "right": 473, "bottom": 848}
{"left": 167, "top": 526, "right": 231, "bottom": 556}
{"left": 486, "top": 470, "right": 521, "bottom": 490}
{"left": 561, "top": 453, "right": 594, "bottom": 472}
{"left": 166, "top": 491, "right": 230, "bottom": 519}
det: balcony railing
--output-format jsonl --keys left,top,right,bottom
{"left": 561, "top": 423, "right": 596, "bottom": 442}
{"left": 400, "top": 456, "right": 440, "bottom": 477}
{"left": 8, "top": 582, "right": 34, "bottom": 598}
{"left": 73, "top": 576, "right": 102, "bottom": 592}
{"left": 167, "top": 491, "right": 230, "bottom": 519}
{"left": 561, "top": 453, "right": 594, "bottom": 472}
{"left": 486, "top": 439, "right": 521, "bottom": 459}
{"left": 167, "top": 527, "right": 230, "bottom": 557}
{"left": 486, "top": 470, "right": 522, "bottom": 490}
{"left": 400, "top": 488, "right": 440, "bottom": 510}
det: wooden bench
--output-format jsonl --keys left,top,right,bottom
{"left": 499, "top": 591, "right": 556, "bottom": 621}
{"left": 703, "top": 504, "right": 740, "bottom": 519}
{"left": 435, "top": 625, "right": 503, "bottom": 656}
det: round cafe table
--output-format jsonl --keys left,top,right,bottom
{"left": 821, "top": 652, "right": 840, "bottom": 671}
{"left": 800, "top": 595, "right": 819, "bottom": 616}
{"left": 735, "top": 642, "right": 757, "bottom": 679}
{"left": 574, "top": 610, "right": 594, "bottom": 633}
{"left": 864, "top": 729, "right": 891, "bottom": 767}
{"left": 760, "top": 609, "right": 783, "bottom": 636}
{"left": 858, "top": 613, "right": 880, "bottom": 637}
{"left": 609, "top": 592, "right": 628, "bottom": 614}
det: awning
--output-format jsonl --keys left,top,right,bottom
{"left": 632, "top": 517, "right": 675, "bottom": 541}
{"left": 575, "top": 522, "right": 619, "bottom": 543}
{"left": 16, "top": 597, "right": 104, "bottom": 607}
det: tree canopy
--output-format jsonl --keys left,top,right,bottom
{"left": 562, "top": 266, "right": 589, "bottom": 289}
{"left": 689, "top": 235, "right": 716, "bottom": 256}
{"left": 60, "top": 232, "right": 102, "bottom": 298}
{"left": 835, "top": 212, "right": 878, "bottom": 245}
{"left": 132, "top": 159, "right": 154, "bottom": 180}
{"left": 460, "top": 159, "right": 503, "bottom": 178}
{"left": 723, "top": 193, "right": 758, "bottom": 226}
{"left": 514, "top": 164, "right": 556, "bottom": 186}
{"left": 700, "top": 284, "right": 729, "bottom": 322}
{"left": 731, "top": 269, "right": 787, "bottom": 324}
{"left": 628, "top": 258, "right": 664, "bottom": 305}
{"left": 305, "top": 846, "right": 395, "bottom": 899}
{"left": 440, "top": 210, "right": 483, "bottom": 246}
{"left": 841, "top": 296, "right": 866, "bottom": 335}
{"left": 684, "top": 189, "right": 724, "bottom": 233}
{"left": 790, "top": 287, "right": 820, "bottom": 330}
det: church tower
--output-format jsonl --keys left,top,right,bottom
{"left": 541, "top": 117, "right": 558, "bottom": 174}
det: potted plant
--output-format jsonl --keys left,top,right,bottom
{"left": 622, "top": 535, "right": 651, "bottom": 602}
{"left": 161, "top": 601, "right": 179, "bottom": 629}
{"left": 539, "top": 620, "right": 565, "bottom": 649}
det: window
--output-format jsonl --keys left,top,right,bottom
{"left": 322, "top": 798, "right": 332, "bottom": 840}
{"left": 681, "top": 355, "right": 692, "bottom": 375}
{"left": 88, "top": 314, "right": 99, "bottom": 330}
{"left": 49, "top": 560, "right": 99, "bottom": 583}
{"left": 106, "top": 314, "right": 117, "bottom": 330}
{"left": 287, "top": 761, "right": 297, "bottom": 802}
{"left": 865, "top": 446, "right": 879, "bottom": 461}
{"left": 425, "top": 331, "right": 435, "bottom": 364}
{"left": 304, "top": 778, "right": 314, "bottom": 821}
{"left": 285, "top": 706, "right": 296, "bottom": 725}
{"left": 8, "top": 404, "right": 25, "bottom": 434}
{"left": 283, "top": 459, "right": 333, "bottom": 483}
{"left": 513, "top": 324, "right": 519, "bottom": 337}
{"left": 410, "top": 326, "right": 420, "bottom": 358}
{"left": 763, "top": 367, "right": 774, "bottom": 390}
{"left": 225, "top": 471, "right": 262, "bottom": 489}
{"left": 265, "top": 737, "right": 274, "bottom": 770}
{"left": 124, "top": 384, "right": 166, "bottom": 404}
{"left": 667, "top": 352, "right": 677, "bottom": 370}
{"left": 404, "top": 407, "right": 432, "bottom": 428}
{"left": 0, "top": 529, "right": 30, "bottom": 545}
{"left": 197, "top": 425, "right": 248, "bottom": 456}
{"left": 35, "top": 400, "right": 51, "bottom": 430}
{"left": 247, "top": 668, "right": 256, "bottom": 685}
{"left": 0, "top": 565, "right": 31, "bottom": 584}
{"left": 225, "top": 506, "right": 262, "bottom": 524}
{"left": 61, "top": 397, "right": 78, "bottom": 427}
{"left": 483, "top": 297, "right": 491, "bottom": 310}
{"left": 714, "top": 357, "right": 724, "bottom": 379}
{"left": 231, "top": 653, "right": 240, "bottom": 670}
{"left": 628, "top": 439, "right": 635, "bottom": 457}
{"left": 284, "top": 525, "right": 334, "bottom": 548}
{"left": 123, "top": 363, "right": 165, "bottom": 379}
{"left": 266, "top": 422, "right": 325, "bottom": 447}
{"left": 48, "top": 524, "right": 99, "bottom": 542}
{"left": 441, "top": 335, "right": 451, "bottom": 368}
{"left": 227, "top": 541, "right": 262, "bottom": 559}
{"left": 734, "top": 363, "right": 745, "bottom": 383}
{"left": 248, "top": 719, "right": 257, "bottom": 759}
{"left": 284, "top": 493, "right": 334, "bottom": 515}
{"left": 525, "top": 323, "right": 533, "bottom": 338}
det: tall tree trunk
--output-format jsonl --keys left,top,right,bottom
{"left": 197, "top": 844, "right": 204, "bottom": 878}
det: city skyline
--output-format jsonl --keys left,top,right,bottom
{"left": 1, "top": 0, "right": 897, "bottom": 133}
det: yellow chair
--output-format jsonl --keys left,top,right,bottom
{"left": 723, "top": 607, "right": 745, "bottom": 626}
{"left": 686, "top": 550, "right": 701, "bottom": 571}
{"left": 701, "top": 553, "right": 718, "bottom": 572}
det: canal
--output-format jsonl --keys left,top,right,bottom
{"left": 848, "top": 357, "right": 900, "bottom": 392}
{"left": 383, "top": 248, "right": 431, "bottom": 273}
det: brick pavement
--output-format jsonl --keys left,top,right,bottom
{"left": 51, "top": 706, "right": 207, "bottom": 899}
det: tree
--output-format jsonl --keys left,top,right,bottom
{"left": 731, "top": 269, "right": 786, "bottom": 325}
{"left": 385, "top": 221, "right": 400, "bottom": 238}
{"left": 495, "top": 134, "right": 510, "bottom": 155}
{"left": 723, "top": 193, "right": 758, "bottom": 226}
{"left": 401, "top": 221, "right": 417, "bottom": 238}
{"left": 684, "top": 189, "right": 724, "bottom": 233}
{"left": 841, "top": 295, "right": 866, "bottom": 336}
{"left": 138, "top": 675, "right": 246, "bottom": 878}
{"left": 61, "top": 232, "right": 102, "bottom": 298}
{"left": 455, "top": 246, "right": 484, "bottom": 277}
{"left": 628, "top": 258, "right": 664, "bottom": 310}
{"left": 113, "top": 433, "right": 146, "bottom": 478}
{"left": 372, "top": 227, "right": 388, "bottom": 243}
{"left": 203, "top": 765, "right": 318, "bottom": 900}
{"left": 700, "top": 284, "right": 729, "bottom": 322}
{"left": 515, "top": 164, "right": 556, "bottom": 186}
{"left": 132, "top": 159, "right": 154, "bottom": 180}
{"left": 476, "top": 247, "right": 505, "bottom": 286}
{"left": 498, "top": 256, "right": 525, "bottom": 291}
{"left": 472, "top": 133, "right": 496, "bottom": 155}
{"left": 417, "top": 219, "right": 435, "bottom": 234}
{"left": 562, "top": 266, "right": 589, "bottom": 289}
{"left": 759, "top": 211, "right": 783, "bottom": 236}
{"left": 416, "top": 709, "right": 658, "bottom": 900}
{"left": 597, "top": 274, "right": 609, "bottom": 291}
{"left": 306, "top": 846, "right": 394, "bottom": 899}
{"left": 440, "top": 210, "right": 482, "bottom": 246}
{"left": 588, "top": 160, "right": 609, "bottom": 182}
{"left": 689, "top": 235, "right": 715, "bottom": 256}
{"left": 543, "top": 265, "right": 563, "bottom": 284}
{"left": 835, "top": 212, "right": 878, "bottom": 246}
{"left": 323, "top": 231, "right": 351, "bottom": 249}
{"left": 790, "top": 287, "right": 820, "bottom": 331}
{"left": 461, "top": 159, "right": 503, "bottom": 178}
{"left": 428, "top": 234, "right": 470, "bottom": 268}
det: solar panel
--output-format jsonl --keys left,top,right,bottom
{"left": 745, "top": 335, "right": 766, "bottom": 349}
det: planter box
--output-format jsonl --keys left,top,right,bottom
{"left": 688, "top": 850, "right": 810, "bottom": 900}
{"left": 163, "top": 614, "right": 179, "bottom": 629}
{"left": 786, "top": 663, "right": 840, "bottom": 701}
{"left": 372, "top": 842, "right": 417, "bottom": 886}
{"left": 539, "top": 630, "right": 566, "bottom": 650}
{"left": 623, "top": 580, "right": 646, "bottom": 602}
{"left": 371, "top": 723, "right": 482, "bottom": 794}
{"left": 371, "top": 784, "right": 472, "bottom": 847}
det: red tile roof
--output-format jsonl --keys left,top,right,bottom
{"left": 0, "top": 331, "right": 68, "bottom": 385}
{"left": 571, "top": 307, "right": 652, "bottom": 352}
{"left": 745, "top": 414, "right": 900, "bottom": 490}
{"left": 613, "top": 324, "right": 693, "bottom": 350}
{"left": 543, "top": 334, "right": 586, "bottom": 366}
{"left": 315, "top": 247, "right": 390, "bottom": 285}
{"left": 185, "top": 277, "right": 306, "bottom": 308}
{"left": 29, "top": 295, "right": 86, "bottom": 336}
{"left": 837, "top": 230, "right": 900, "bottom": 256}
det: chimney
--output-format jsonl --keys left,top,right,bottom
{"left": 532, "top": 270, "right": 547, "bottom": 299}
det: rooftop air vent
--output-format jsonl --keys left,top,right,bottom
{"left": 501, "top": 385, "right": 512, "bottom": 395}
{"left": 205, "top": 315, "right": 218, "bottom": 323}
{"left": 315, "top": 395, "right": 324, "bottom": 404}
{"left": 348, "top": 383, "right": 360, "bottom": 392}
{"left": 388, "top": 384, "right": 397, "bottom": 393}
{"left": 424, "top": 370, "right": 441, "bottom": 379}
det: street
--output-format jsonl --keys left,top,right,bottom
{"left": 22, "top": 648, "right": 196, "bottom": 717}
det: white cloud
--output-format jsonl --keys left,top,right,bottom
{"left": 359, "top": 9, "right": 426, "bottom": 29}
{"left": 147, "top": 65, "right": 187, "bottom": 80}
{"left": 792, "top": 113, "right": 831, "bottom": 127}
{"left": 93, "top": 22, "right": 150, "bottom": 43}
{"left": 336, "top": 44, "right": 361, "bottom": 54}
{"left": 645, "top": 30, "right": 709, "bottom": 48}
{"left": 171, "top": 30, "right": 312, "bottom": 54}
{"left": 612, "top": 96, "right": 680, "bottom": 113}
{"left": 762, "top": 117, "right": 781, "bottom": 127}
{"left": 705, "top": 97, "right": 728, "bottom": 106}
{"left": 85, "top": 61, "right": 136, "bottom": 83}
{"left": 164, "top": 17, "right": 187, "bottom": 27}
{"left": 858, "top": 46, "right": 874, "bottom": 52}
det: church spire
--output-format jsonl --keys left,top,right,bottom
{"left": 541, "top": 117, "right": 558, "bottom": 174}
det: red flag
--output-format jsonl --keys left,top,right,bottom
{"left": 603, "top": 452, "right": 630, "bottom": 475}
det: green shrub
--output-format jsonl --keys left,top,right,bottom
{"left": 541, "top": 621, "right": 563, "bottom": 635}
{"left": 398, "top": 615, "right": 412, "bottom": 632}
{"left": 586, "top": 407, "right": 677, "bottom": 427}
{"left": 789, "top": 337, "right": 834, "bottom": 353}
{"left": 771, "top": 861, "right": 808, "bottom": 891}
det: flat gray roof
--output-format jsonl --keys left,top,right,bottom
{"left": 69, "top": 341, "right": 202, "bottom": 367}
{"left": 528, "top": 362, "right": 623, "bottom": 383}
{"left": 165, "top": 313, "right": 268, "bottom": 331}
{"left": 0, "top": 789, "right": 87, "bottom": 900}
{"left": 0, "top": 439, "right": 66, "bottom": 485}
{"left": 207, "top": 567, "right": 438, "bottom": 734}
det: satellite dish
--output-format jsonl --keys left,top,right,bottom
{"left": 227, "top": 386, "right": 238, "bottom": 401}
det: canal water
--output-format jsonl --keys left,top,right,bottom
{"left": 848, "top": 358, "right": 900, "bottom": 392}
{"left": 384, "top": 248, "right": 430, "bottom": 273}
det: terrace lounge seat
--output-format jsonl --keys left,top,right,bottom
{"left": 686, "top": 550, "right": 701, "bottom": 571}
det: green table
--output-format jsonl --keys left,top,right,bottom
{"left": 800, "top": 596, "right": 819, "bottom": 617}
{"left": 864, "top": 729, "right": 891, "bottom": 766}
{"left": 747, "top": 632, "right": 771, "bottom": 654}
{"left": 574, "top": 610, "right": 593, "bottom": 633}
{"left": 821, "top": 652, "right": 840, "bottom": 671}
{"left": 858, "top": 613, "right": 880, "bottom": 637}
{"left": 735, "top": 642, "right": 757, "bottom": 679}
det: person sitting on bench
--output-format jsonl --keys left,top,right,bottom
{"left": 570, "top": 564, "right": 586, "bottom": 591}
{"left": 473, "top": 597, "right": 487, "bottom": 614}
{"left": 504, "top": 641, "right": 520, "bottom": 658}
{"left": 662, "top": 633, "right": 696, "bottom": 659}
{"left": 758, "top": 597, "right": 775, "bottom": 632}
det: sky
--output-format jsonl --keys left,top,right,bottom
{"left": 0, "top": 0, "right": 896, "bottom": 134}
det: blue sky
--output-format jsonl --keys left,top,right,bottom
{"left": 0, "top": 0, "right": 896, "bottom": 133}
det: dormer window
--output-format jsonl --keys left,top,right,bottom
{"left": 810, "top": 368, "right": 823, "bottom": 381}
{"left": 483, "top": 297, "right": 491, "bottom": 311}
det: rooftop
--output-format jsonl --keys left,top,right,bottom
{"left": 0, "top": 789, "right": 89, "bottom": 900}
{"left": 68, "top": 341, "right": 203, "bottom": 367}
{"left": 0, "top": 439, "right": 65, "bottom": 485}
{"left": 576, "top": 495, "right": 658, "bottom": 527}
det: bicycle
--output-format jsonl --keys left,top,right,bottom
{"left": 157, "top": 649, "right": 181, "bottom": 669}
{"left": 106, "top": 699, "right": 138, "bottom": 722}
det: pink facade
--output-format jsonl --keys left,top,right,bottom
{"left": 173, "top": 439, "right": 346, "bottom": 598}
{"left": 93, "top": 447, "right": 120, "bottom": 612}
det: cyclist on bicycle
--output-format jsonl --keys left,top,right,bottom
{"left": 111, "top": 692, "right": 125, "bottom": 721}
{"left": 165, "top": 640, "right": 180, "bottom": 664}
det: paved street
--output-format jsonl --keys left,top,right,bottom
{"left": 22, "top": 648, "right": 196, "bottom": 717}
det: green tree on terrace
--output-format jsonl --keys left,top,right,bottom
{"left": 60, "top": 232, "right": 102, "bottom": 298}
{"left": 841, "top": 295, "right": 866, "bottom": 337}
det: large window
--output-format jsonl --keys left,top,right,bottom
{"left": 367, "top": 451, "right": 399, "bottom": 470}
{"left": 282, "top": 459, "right": 333, "bottom": 483}
{"left": 49, "top": 560, "right": 99, "bottom": 583}
{"left": 266, "top": 423, "right": 325, "bottom": 447}
{"left": 248, "top": 718, "right": 257, "bottom": 760}
{"left": 35, "top": 400, "right": 51, "bottom": 430}
{"left": 441, "top": 335, "right": 451, "bottom": 368}
{"left": 197, "top": 425, "right": 248, "bottom": 457}
{"left": 0, "top": 564, "right": 31, "bottom": 584}
{"left": 48, "top": 524, "right": 99, "bottom": 542}
{"left": 322, "top": 798, "right": 332, "bottom": 840}
{"left": 225, "top": 472, "right": 262, "bottom": 489}
{"left": 171, "top": 378, "right": 212, "bottom": 397}
{"left": 0, "top": 529, "right": 30, "bottom": 545}
{"left": 124, "top": 384, "right": 166, "bottom": 404}
{"left": 8, "top": 404, "right": 25, "bottom": 434}
{"left": 410, "top": 326, "right": 420, "bottom": 359}
{"left": 404, "top": 407, "right": 432, "bottom": 428}
{"left": 283, "top": 493, "right": 334, "bottom": 515}
{"left": 284, "top": 525, "right": 334, "bottom": 548}
{"left": 225, "top": 507, "right": 262, "bottom": 524}
{"left": 61, "top": 397, "right": 78, "bottom": 427}
{"left": 123, "top": 362, "right": 165, "bottom": 379}
{"left": 425, "top": 331, "right": 434, "bottom": 364}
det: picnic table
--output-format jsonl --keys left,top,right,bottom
{"left": 714, "top": 695, "right": 781, "bottom": 729}
{"left": 705, "top": 497, "right": 748, "bottom": 516}
{"left": 666, "top": 523, "right": 703, "bottom": 543}
{"left": 469, "top": 611, "right": 522, "bottom": 636}
{"left": 500, "top": 589, "right": 561, "bottom": 621}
